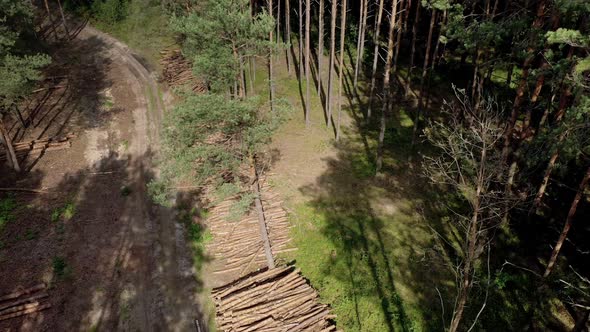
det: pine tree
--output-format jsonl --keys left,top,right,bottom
{"left": 335, "top": 0, "right": 347, "bottom": 139}
{"left": 326, "top": 0, "right": 338, "bottom": 126}
{"left": 317, "top": 0, "right": 324, "bottom": 94}
{"left": 353, "top": 0, "right": 368, "bottom": 88}
{"left": 366, "top": 0, "right": 384, "bottom": 118}
{"left": 304, "top": 0, "right": 311, "bottom": 125}
{"left": 375, "top": 0, "right": 398, "bottom": 171}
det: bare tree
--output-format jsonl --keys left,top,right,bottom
{"left": 423, "top": 89, "right": 513, "bottom": 332}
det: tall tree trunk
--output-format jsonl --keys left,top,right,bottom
{"left": 268, "top": 0, "right": 276, "bottom": 112}
{"left": 392, "top": 0, "right": 406, "bottom": 76}
{"left": 502, "top": 0, "right": 546, "bottom": 160}
{"left": 277, "top": 0, "right": 281, "bottom": 45}
{"left": 403, "top": 0, "right": 412, "bottom": 33}
{"left": 366, "top": 0, "right": 385, "bottom": 118}
{"left": 335, "top": 0, "right": 347, "bottom": 139}
{"left": 305, "top": 0, "right": 311, "bottom": 126}
{"left": 0, "top": 118, "right": 20, "bottom": 172}
{"left": 299, "top": 0, "right": 304, "bottom": 80}
{"left": 406, "top": 1, "right": 421, "bottom": 98}
{"left": 375, "top": 0, "right": 398, "bottom": 172}
{"left": 532, "top": 131, "right": 566, "bottom": 210}
{"left": 543, "top": 166, "right": 590, "bottom": 278}
{"left": 317, "top": 0, "right": 324, "bottom": 94}
{"left": 353, "top": 0, "right": 369, "bottom": 88}
{"left": 285, "top": 0, "right": 292, "bottom": 74}
{"left": 56, "top": 0, "right": 69, "bottom": 38}
{"left": 326, "top": 0, "right": 338, "bottom": 126}
{"left": 412, "top": 8, "right": 437, "bottom": 144}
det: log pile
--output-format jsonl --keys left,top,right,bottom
{"left": 0, "top": 133, "right": 75, "bottom": 162}
{"left": 206, "top": 177, "right": 295, "bottom": 286}
{"left": 212, "top": 266, "right": 336, "bottom": 332}
{"left": 0, "top": 283, "right": 51, "bottom": 321}
{"left": 160, "top": 49, "right": 206, "bottom": 93}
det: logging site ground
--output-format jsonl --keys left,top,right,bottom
{"left": 1, "top": 0, "right": 586, "bottom": 332}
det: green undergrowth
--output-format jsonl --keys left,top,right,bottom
{"left": 0, "top": 195, "right": 17, "bottom": 233}
{"left": 90, "top": 0, "right": 176, "bottom": 68}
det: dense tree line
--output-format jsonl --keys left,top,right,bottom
{"left": 191, "top": 0, "right": 589, "bottom": 329}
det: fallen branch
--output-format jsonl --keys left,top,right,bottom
{"left": 0, "top": 303, "right": 50, "bottom": 321}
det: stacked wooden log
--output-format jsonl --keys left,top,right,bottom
{"left": 0, "top": 283, "right": 51, "bottom": 321}
{"left": 160, "top": 49, "right": 206, "bottom": 93}
{"left": 212, "top": 266, "right": 336, "bottom": 332}
{"left": 0, "top": 133, "right": 74, "bottom": 162}
{"left": 205, "top": 177, "right": 296, "bottom": 285}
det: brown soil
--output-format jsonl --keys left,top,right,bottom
{"left": 0, "top": 23, "right": 205, "bottom": 331}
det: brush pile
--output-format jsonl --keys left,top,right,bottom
{"left": 0, "top": 133, "right": 75, "bottom": 162}
{"left": 212, "top": 266, "right": 336, "bottom": 332}
{"left": 206, "top": 177, "right": 295, "bottom": 286}
{"left": 0, "top": 283, "right": 51, "bottom": 321}
{"left": 160, "top": 49, "right": 206, "bottom": 93}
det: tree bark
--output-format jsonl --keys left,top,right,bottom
{"left": 375, "top": 0, "right": 398, "bottom": 172}
{"left": 406, "top": 1, "right": 421, "bottom": 98}
{"left": 335, "top": 0, "right": 347, "bottom": 140}
{"left": 268, "top": 0, "right": 276, "bottom": 112}
{"left": 412, "top": 8, "right": 437, "bottom": 144}
{"left": 317, "top": 0, "right": 324, "bottom": 94}
{"left": 353, "top": 0, "right": 369, "bottom": 88}
{"left": 285, "top": 0, "right": 292, "bottom": 74}
{"left": 305, "top": 0, "right": 311, "bottom": 126}
{"left": 502, "top": 0, "right": 546, "bottom": 160}
{"left": 366, "top": 0, "right": 385, "bottom": 118}
{"left": 326, "top": 0, "right": 338, "bottom": 126}
{"left": 299, "top": 0, "right": 304, "bottom": 80}
{"left": 0, "top": 118, "right": 21, "bottom": 172}
{"left": 543, "top": 166, "right": 590, "bottom": 278}
{"left": 392, "top": 0, "right": 406, "bottom": 76}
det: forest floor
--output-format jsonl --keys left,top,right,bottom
{"left": 0, "top": 21, "right": 207, "bottom": 331}
{"left": 247, "top": 46, "right": 456, "bottom": 331}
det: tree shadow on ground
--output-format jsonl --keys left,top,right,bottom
{"left": 0, "top": 150, "right": 208, "bottom": 331}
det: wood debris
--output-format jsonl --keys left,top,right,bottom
{"left": 0, "top": 283, "right": 51, "bottom": 321}
{"left": 212, "top": 266, "right": 336, "bottom": 332}
{"left": 205, "top": 177, "right": 295, "bottom": 285}
{"left": 0, "top": 133, "right": 75, "bottom": 162}
{"left": 160, "top": 49, "right": 207, "bottom": 93}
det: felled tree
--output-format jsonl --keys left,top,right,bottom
{"left": 171, "top": 0, "right": 278, "bottom": 96}
{"left": 423, "top": 89, "right": 514, "bottom": 332}
{"left": 149, "top": 94, "right": 288, "bottom": 206}
{"left": 0, "top": 0, "right": 51, "bottom": 172}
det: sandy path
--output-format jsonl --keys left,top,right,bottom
{"left": 70, "top": 26, "right": 202, "bottom": 331}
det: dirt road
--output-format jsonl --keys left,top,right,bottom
{"left": 0, "top": 24, "right": 205, "bottom": 331}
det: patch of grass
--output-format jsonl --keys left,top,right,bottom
{"left": 52, "top": 201, "right": 76, "bottom": 222}
{"left": 0, "top": 195, "right": 17, "bottom": 232}
{"left": 92, "top": 0, "right": 176, "bottom": 68}
{"left": 52, "top": 256, "right": 71, "bottom": 280}
{"left": 24, "top": 229, "right": 39, "bottom": 241}
{"left": 120, "top": 185, "right": 132, "bottom": 196}
{"left": 120, "top": 139, "right": 129, "bottom": 151}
